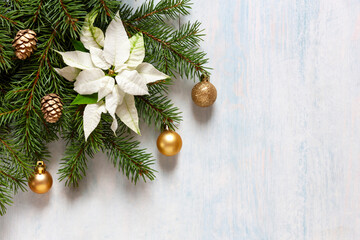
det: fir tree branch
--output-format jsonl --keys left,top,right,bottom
{"left": 102, "top": 124, "right": 156, "bottom": 183}
{"left": 4, "top": 24, "right": 61, "bottom": 156}
{"left": 0, "top": 168, "right": 27, "bottom": 216}
{"left": 32, "top": 0, "right": 43, "bottom": 23}
{"left": 26, "top": 26, "right": 58, "bottom": 110}
{"left": 0, "top": 136, "right": 30, "bottom": 173}
{"left": 133, "top": 0, "right": 190, "bottom": 22}
{"left": 84, "top": 0, "right": 119, "bottom": 25}
{"left": 58, "top": 0, "right": 80, "bottom": 31}
{"left": 133, "top": 23, "right": 204, "bottom": 72}
{"left": 127, "top": 0, "right": 191, "bottom": 23}
{"left": 0, "top": 170, "right": 22, "bottom": 185}
{"left": 0, "top": 184, "right": 13, "bottom": 216}
{"left": 46, "top": 0, "right": 86, "bottom": 39}
{"left": 0, "top": 107, "right": 23, "bottom": 121}
{"left": 99, "top": 0, "right": 111, "bottom": 17}
{"left": 120, "top": 0, "right": 210, "bottom": 79}
{"left": 22, "top": 0, "right": 44, "bottom": 27}
{"left": 136, "top": 94, "right": 182, "bottom": 130}
{"left": 58, "top": 101, "right": 103, "bottom": 187}
{"left": 0, "top": 13, "right": 17, "bottom": 27}
{"left": 0, "top": 128, "right": 31, "bottom": 216}
{"left": 123, "top": 20, "right": 209, "bottom": 79}
{"left": 0, "top": 30, "right": 13, "bottom": 71}
{"left": 58, "top": 140, "right": 91, "bottom": 187}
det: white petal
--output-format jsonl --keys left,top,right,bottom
{"left": 111, "top": 119, "right": 118, "bottom": 135}
{"left": 90, "top": 47, "right": 111, "bottom": 70}
{"left": 81, "top": 27, "right": 105, "bottom": 50}
{"left": 126, "top": 33, "right": 145, "bottom": 69}
{"left": 114, "top": 64, "right": 127, "bottom": 73}
{"left": 57, "top": 51, "right": 95, "bottom": 70}
{"left": 54, "top": 66, "right": 81, "bottom": 82}
{"left": 115, "top": 70, "right": 148, "bottom": 95}
{"left": 105, "top": 86, "right": 125, "bottom": 134}
{"left": 116, "top": 94, "right": 141, "bottom": 135}
{"left": 103, "top": 12, "right": 130, "bottom": 67}
{"left": 106, "top": 85, "right": 125, "bottom": 118}
{"left": 83, "top": 102, "right": 107, "bottom": 140}
{"left": 136, "top": 63, "right": 169, "bottom": 83}
{"left": 80, "top": 14, "right": 105, "bottom": 50}
{"left": 74, "top": 69, "right": 105, "bottom": 95}
{"left": 98, "top": 77, "right": 115, "bottom": 101}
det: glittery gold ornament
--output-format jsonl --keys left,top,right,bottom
{"left": 41, "top": 93, "right": 63, "bottom": 123}
{"left": 191, "top": 74, "right": 217, "bottom": 107}
{"left": 157, "top": 129, "right": 182, "bottom": 156}
{"left": 12, "top": 29, "right": 38, "bottom": 60}
{"left": 28, "top": 161, "right": 53, "bottom": 194}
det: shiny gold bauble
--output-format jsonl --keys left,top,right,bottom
{"left": 28, "top": 161, "right": 53, "bottom": 194}
{"left": 192, "top": 75, "right": 217, "bottom": 107}
{"left": 157, "top": 130, "right": 182, "bottom": 156}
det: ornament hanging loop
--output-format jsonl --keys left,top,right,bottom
{"left": 160, "top": 121, "right": 170, "bottom": 132}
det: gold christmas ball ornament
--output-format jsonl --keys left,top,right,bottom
{"left": 157, "top": 130, "right": 183, "bottom": 156}
{"left": 192, "top": 74, "right": 217, "bottom": 107}
{"left": 28, "top": 161, "right": 53, "bottom": 194}
{"left": 41, "top": 93, "right": 63, "bottom": 123}
{"left": 12, "top": 29, "right": 38, "bottom": 60}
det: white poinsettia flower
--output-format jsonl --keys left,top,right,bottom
{"left": 55, "top": 12, "right": 169, "bottom": 140}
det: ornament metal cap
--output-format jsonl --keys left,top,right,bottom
{"left": 35, "top": 161, "right": 46, "bottom": 174}
{"left": 200, "top": 74, "right": 210, "bottom": 82}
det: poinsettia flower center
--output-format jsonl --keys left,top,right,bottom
{"left": 108, "top": 69, "right": 115, "bottom": 76}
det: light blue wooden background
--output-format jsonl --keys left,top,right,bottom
{"left": 1, "top": 0, "right": 360, "bottom": 239}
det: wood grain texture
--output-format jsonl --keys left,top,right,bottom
{"left": 1, "top": 0, "right": 360, "bottom": 239}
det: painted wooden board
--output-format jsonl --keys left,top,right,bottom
{"left": 1, "top": 0, "right": 360, "bottom": 239}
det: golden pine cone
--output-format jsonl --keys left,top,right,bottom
{"left": 12, "top": 29, "right": 38, "bottom": 60}
{"left": 41, "top": 93, "right": 63, "bottom": 123}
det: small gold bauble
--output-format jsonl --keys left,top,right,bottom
{"left": 28, "top": 161, "right": 53, "bottom": 194}
{"left": 192, "top": 75, "right": 217, "bottom": 107}
{"left": 157, "top": 130, "right": 182, "bottom": 156}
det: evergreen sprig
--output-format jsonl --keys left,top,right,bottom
{"left": 0, "top": 29, "right": 14, "bottom": 72}
{"left": 0, "top": 127, "right": 32, "bottom": 215}
{"left": 0, "top": 0, "right": 210, "bottom": 215}
{"left": 121, "top": 0, "right": 209, "bottom": 79}
{"left": 103, "top": 122, "right": 157, "bottom": 183}
{"left": 136, "top": 94, "right": 182, "bottom": 131}
{"left": 130, "top": 0, "right": 191, "bottom": 21}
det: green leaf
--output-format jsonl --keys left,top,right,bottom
{"left": 71, "top": 40, "right": 88, "bottom": 52}
{"left": 71, "top": 94, "right": 98, "bottom": 105}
